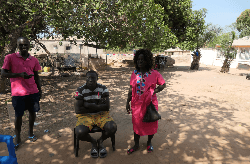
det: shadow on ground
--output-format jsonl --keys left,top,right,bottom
{"left": 1, "top": 65, "right": 250, "bottom": 163}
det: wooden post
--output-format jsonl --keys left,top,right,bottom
{"left": 96, "top": 47, "right": 98, "bottom": 58}
{"left": 88, "top": 54, "right": 89, "bottom": 69}
{"left": 80, "top": 45, "right": 82, "bottom": 69}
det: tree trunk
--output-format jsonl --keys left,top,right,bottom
{"left": 33, "top": 39, "right": 55, "bottom": 76}
{"left": 190, "top": 52, "right": 201, "bottom": 70}
{"left": 220, "top": 58, "right": 231, "bottom": 73}
{"left": 0, "top": 71, "right": 6, "bottom": 94}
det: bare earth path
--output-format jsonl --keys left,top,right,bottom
{"left": 1, "top": 62, "right": 250, "bottom": 164}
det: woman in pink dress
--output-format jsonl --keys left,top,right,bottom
{"left": 126, "top": 49, "right": 166, "bottom": 154}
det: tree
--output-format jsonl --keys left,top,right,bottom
{"left": 174, "top": 8, "right": 221, "bottom": 70}
{"left": 206, "top": 32, "right": 230, "bottom": 48}
{"left": 153, "top": 0, "right": 193, "bottom": 44}
{"left": 0, "top": 0, "right": 73, "bottom": 66}
{"left": 0, "top": 0, "right": 179, "bottom": 92}
{"left": 236, "top": 9, "right": 250, "bottom": 38}
{"left": 177, "top": 9, "right": 219, "bottom": 50}
{"left": 207, "top": 23, "right": 239, "bottom": 48}
{"left": 216, "top": 31, "right": 237, "bottom": 73}
{"left": 0, "top": 0, "right": 177, "bottom": 66}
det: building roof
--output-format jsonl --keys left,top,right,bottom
{"left": 232, "top": 36, "right": 250, "bottom": 47}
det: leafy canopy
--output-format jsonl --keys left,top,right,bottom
{"left": 217, "top": 31, "right": 237, "bottom": 59}
{"left": 153, "top": 0, "right": 193, "bottom": 44}
{"left": 206, "top": 23, "right": 239, "bottom": 48}
{"left": 1, "top": 0, "right": 177, "bottom": 52}
{"left": 177, "top": 8, "right": 219, "bottom": 51}
{"left": 236, "top": 9, "right": 250, "bottom": 38}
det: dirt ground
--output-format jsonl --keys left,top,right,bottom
{"left": 1, "top": 62, "right": 250, "bottom": 164}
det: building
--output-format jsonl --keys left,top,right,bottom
{"left": 198, "top": 36, "right": 250, "bottom": 69}
{"left": 29, "top": 35, "right": 104, "bottom": 68}
{"left": 232, "top": 36, "right": 250, "bottom": 64}
{"left": 164, "top": 47, "right": 191, "bottom": 63}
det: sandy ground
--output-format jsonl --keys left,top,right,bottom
{"left": 1, "top": 62, "right": 250, "bottom": 164}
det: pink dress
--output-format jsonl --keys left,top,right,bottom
{"left": 130, "top": 69, "right": 165, "bottom": 136}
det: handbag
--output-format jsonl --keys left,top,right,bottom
{"left": 143, "top": 93, "right": 161, "bottom": 122}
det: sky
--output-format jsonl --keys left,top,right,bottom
{"left": 191, "top": 0, "right": 250, "bottom": 30}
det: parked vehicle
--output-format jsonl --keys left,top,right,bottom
{"left": 156, "top": 55, "right": 166, "bottom": 69}
{"left": 155, "top": 55, "right": 175, "bottom": 69}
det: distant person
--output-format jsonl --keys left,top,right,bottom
{"left": 74, "top": 70, "right": 117, "bottom": 158}
{"left": 126, "top": 49, "right": 166, "bottom": 154}
{"left": 1, "top": 37, "right": 42, "bottom": 150}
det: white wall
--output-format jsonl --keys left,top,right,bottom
{"left": 29, "top": 39, "right": 104, "bottom": 68}
{"left": 192, "top": 49, "right": 217, "bottom": 66}
{"left": 30, "top": 40, "right": 103, "bottom": 56}
{"left": 213, "top": 58, "right": 238, "bottom": 68}
{"left": 191, "top": 49, "right": 239, "bottom": 68}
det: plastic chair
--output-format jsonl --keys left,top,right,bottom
{"left": 74, "top": 125, "right": 115, "bottom": 157}
{"left": 0, "top": 135, "right": 18, "bottom": 164}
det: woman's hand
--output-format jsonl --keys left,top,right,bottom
{"left": 126, "top": 101, "right": 131, "bottom": 114}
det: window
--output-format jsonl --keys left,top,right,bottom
{"left": 66, "top": 46, "right": 71, "bottom": 50}
{"left": 53, "top": 45, "right": 58, "bottom": 49}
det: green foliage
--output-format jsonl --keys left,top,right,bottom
{"left": 177, "top": 8, "right": 220, "bottom": 51}
{"left": 236, "top": 9, "right": 250, "bottom": 38}
{"left": 206, "top": 23, "right": 239, "bottom": 48}
{"left": 154, "top": 0, "right": 193, "bottom": 43}
{"left": 0, "top": 0, "right": 179, "bottom": 62}
{"left": 217, "top": 31, "right": 237, "bottom": 59}
{"left": 207, "top": 32, "right": 230, "bottom": 48}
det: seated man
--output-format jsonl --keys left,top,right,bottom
{"left": 74, "top": 70, "right": 117, "bottom": 158}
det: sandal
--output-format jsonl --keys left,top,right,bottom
{"left": 127, "top": 146, "right": 139, "bottom": 155}
{"left": 91, "top": 147, "right": 99, "bottom": 158}
{"left": 97, "top": 139, "right": 107, "bottom": 158}
{"left": 13, "top": 135, "right": 21, "bottom": 150}
{"left": 14, "top": 143, "right": 20, "bottom": 150}
{"left": 147, "top": 144, "right": 153, "bottom": 153}
{"left": 28, "top": 135, "right": 37, "bottom": 142}
{"left": 99, "top": 148, "right": 107, "bottom": 158}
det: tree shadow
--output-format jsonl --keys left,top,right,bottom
{"left": 155, "top": 91, "right": 250, "bottom": 163}
{"left": 1, "top": 65, "right": 250, "bottom": 163}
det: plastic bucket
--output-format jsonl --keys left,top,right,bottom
{"left": 44, "top": 67, "right": 50, "bottom": 72}
{"left": 38, "top": 66, "right": 43, "bottom": 72}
